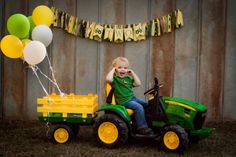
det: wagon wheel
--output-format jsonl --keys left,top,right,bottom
{"left": 94, "top": 114, "right": 128, "bottom": 148}
{"left": 160, "top": 125, "right": 189, "bottom": 152}
{"left": 49, "top": 124, "right": 74, "bottom": 144}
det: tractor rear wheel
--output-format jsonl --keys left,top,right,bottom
{"left": 94, "top": 114, "right": 128, "bottom": 148}
{"left": 160, "top": 125, "right": 189, "bottom": 152}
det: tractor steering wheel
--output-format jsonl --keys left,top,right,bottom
{"left": 144, "top": 77, "right": 163, "bottom": 95}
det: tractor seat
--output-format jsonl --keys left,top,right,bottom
{"left": 106, "top": 83, "right": 134, "bottom": 116}
{"left": 126, "top": 108, "right": 134, "bottom": 116}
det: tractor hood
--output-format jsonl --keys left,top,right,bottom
{"left": 162, "top": 96, "right": 207, "bottom": 112}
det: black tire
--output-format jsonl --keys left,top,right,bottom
{"left": 49, "top": 124, "right": 74, "bottom": 144}
{"left": 70, "top": 124, "right": 80, "bottom": 136}
{"left": 160, "top": 125, "right": 189, "bottom": 152}
{"left": 94, "top": 114, "right": 129, "bottom": 148}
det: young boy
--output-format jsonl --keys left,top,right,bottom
{"left": 106, "top": 57, "right": 153, "bottom": 135}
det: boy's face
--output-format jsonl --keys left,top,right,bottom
{"left": 115, "top": 61, "right": 129, "bottom": 78}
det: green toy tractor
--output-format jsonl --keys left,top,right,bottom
{"left": 94, "top": 78, "right": 212, "bottom": 152}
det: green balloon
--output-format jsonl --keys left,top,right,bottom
{"left": 21, "top": 32, "right": 30, "bottom": 39}
{"left": 7, "top": 14, "right": 30, "bottom": 38}
{"left": 27, "top": 16, "right": 36, "bottom": 32}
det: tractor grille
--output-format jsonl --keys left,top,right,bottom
{"left": 193, "top": 112, "right": 206, "bottom": 129}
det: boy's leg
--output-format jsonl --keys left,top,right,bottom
{"left": 124, "top": 100, "right": 148, "bottom": 129}
{"left": 132, "top": 97, "right": 148, "bottom": 107}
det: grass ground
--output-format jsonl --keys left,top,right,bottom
{"left": 0, "top": 120, "right": 236, "bottom": 157}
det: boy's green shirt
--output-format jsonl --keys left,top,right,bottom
{"left": 112, "top": 76, "right": 134, "bottom": 105}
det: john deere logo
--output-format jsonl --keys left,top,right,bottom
{"left": 135, "top": 29, "right": 142, "bottom": 34}
{"left": 122, "top": 80, "right": 128, "bottom": 84}
{"left": 95, "top": 29, "right": 101, "bottom": 34}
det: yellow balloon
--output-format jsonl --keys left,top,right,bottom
{"left": 32, "top": 5, "right": 53, "bottom": 26}
{"left": 22, "top": 39, "right": 31, "bottom": 47}
{"left": 0, "top": 35, "right": 23, "bottom": 58}
{"left": 20, "top": 39, "right": 31, "bottom": 60}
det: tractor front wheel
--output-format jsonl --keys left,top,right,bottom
{"left": 160, "top": 125, "right": 189, "bottom": 152}
{"left": 94, "top": 114, "right": 128, "bottom": 148}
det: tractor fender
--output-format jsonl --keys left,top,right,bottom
{"left": 97, "top": 104, "right": 132, "bottom": 125}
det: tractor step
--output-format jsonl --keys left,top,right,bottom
{"left": 133, "top": 133, "right": 158, "bottom": 139}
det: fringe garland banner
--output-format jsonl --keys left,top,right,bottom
{"left": 114, "top": 25, "right": 124, "bottom": 43}
{"left": 51, "top": 7, "right": 184, "bottom": 43}
{"left": 124, "top": 24, "right": 134, "bottom": 41}
{"left": 103, "top": 24, "right": 114, "bottom": 42}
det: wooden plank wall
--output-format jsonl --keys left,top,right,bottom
{"left": 2, "top": 0, "right": 28, "bottom": 119}
{"left": 199, "top": 0, "right": 226, "bottom": 122}
{"left": 0, "top": 0, "right": 3, "bottom": 118}
{"left": 174, "top": 0, "right": 199, "bottom": 101}
{"left": 76, "top": 0, "right": 99, "bottom": 96}
{"left": 125, "top": 0, "right": 149, "bottom": 98}
{"left": 26, "top": 0, "right": 51, "bottom": 119}
{"left": 52, "top": 0, "right": 76, "bottom": 95}
{"left": 151, "top": 0, "right": 175, "bottom": 97}
{"left": 224, "top": 0, "right": 236, "bottom": 120}
{"left": 100, "top": 0, "right": 125, "bottom": 102}
{"left": 0, "top": 0, "right": 236, "bottom": 121}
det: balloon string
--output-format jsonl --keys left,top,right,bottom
{"left": 34, "top": 65, "right": 58, "bottom": 86}
{"left": 30, "top": 66, "right": 49, "bottom": 96}
{"left": 46, "top": 53, "right": 63, "bottom": 96}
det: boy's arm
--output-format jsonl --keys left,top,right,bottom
{"left": 106, "top": 67, "right": 116, "bottom": 83}
{"left": 129, "top": 69, "right": 141, "bottom": 87}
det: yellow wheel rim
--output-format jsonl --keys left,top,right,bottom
{"left": 163, "top": 131, "right": 180, "bottom": 150}
{"left": 54, "top": 128, "right": 69, "bottom": 144}
{"left": 98, "top": 122, "right": 118, "bottom": 144}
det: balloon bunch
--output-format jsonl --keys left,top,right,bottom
{"left": 0, "top": 5, "right": 63, "bottom": 96}
{"left": 0, "top": 5, "right": 53, "bottom": 64}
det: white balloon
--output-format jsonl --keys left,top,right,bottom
{"left": 23, "top": 41, "right": 46, "bottom": 65}
{"left": 32, "top": 25, "right": 53, "bottom": 47}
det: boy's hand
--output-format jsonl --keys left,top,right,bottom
{"left": 128, "top": 69, "right": 134, "bottom": 76}
{"left": 114, "top": 68, "right": 118, "bottom": 75}
{"left": 106, "top": 67, "right": 116, "bottom": 83}
{"left": 128, "top": 69, "right": 141, "bottom": 86}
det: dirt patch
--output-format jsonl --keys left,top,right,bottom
{"left": 0, "top": 120, "right": 236, "bottom": 157}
